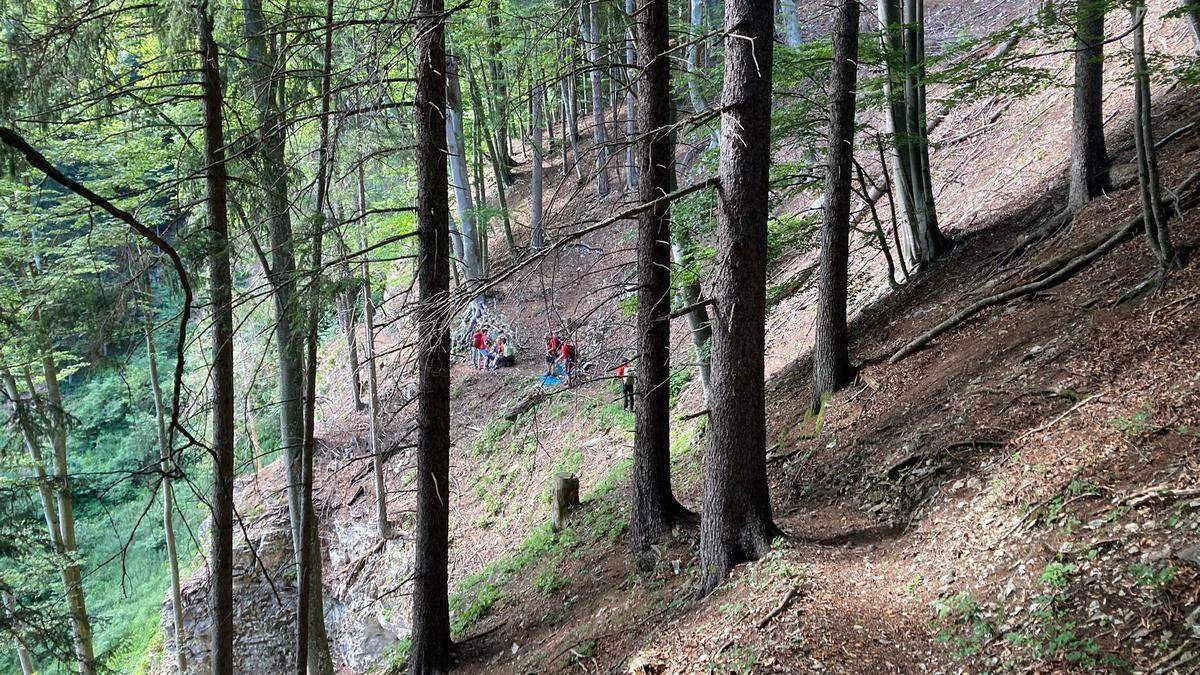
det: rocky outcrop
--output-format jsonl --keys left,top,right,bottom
{"left": 160, "top": 478, "right": 412, "bottom": 673}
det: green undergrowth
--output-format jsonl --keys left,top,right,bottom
{"left": 446, "top": 458, "right": 631, "bottom": 641}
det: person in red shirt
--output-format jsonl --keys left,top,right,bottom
{"left": 544, "top": 333, "right": 561, "bottom": 376}
{"left": 615, "top": 360, "right": 634, "bottom": 410}
{"left": 559, "top": 339, "right": 577, "bottom": 385}
{"left": 473, "top": 327, "right": 490, "bottom": 371}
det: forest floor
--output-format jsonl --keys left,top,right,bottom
{"left": 191, "top": 1, "right": 1200, "bottom": 672}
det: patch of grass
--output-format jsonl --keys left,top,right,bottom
{"left": 1039, "top": 561, "right": 1077, "bottom": 589}
{"left": 1128, "top": 562, "right": 1177, "bottom": 589}
{"left": 1108, "top": 404, "right": 1155, "bottom": 437}
{"left": 471, "top": 416, "right": 515, "bottom": 456}
{"left": 534, "top": 568, "right": 569, "bottom": 595}
{"left": 932, "top": 592, "right": 996, "bottom": 658}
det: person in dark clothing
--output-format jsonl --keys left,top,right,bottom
{"left": 615, "top": 360, "right": 634, "bottom": 410}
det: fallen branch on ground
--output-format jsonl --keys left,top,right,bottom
{"left": 1119, "top": 485, "right": 1200, "bottom": 508}
{"left": 888, "top": 168, "right": 1200, "bottom": 364}
{"left": 756, "top": 585, "right": 802, "bottom": 629}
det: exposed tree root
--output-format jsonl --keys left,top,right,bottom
{"left": 888, "top": 168, "right": 1200, "bottom": 365}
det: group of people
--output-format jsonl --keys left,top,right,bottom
{"left": 470, "top": 325, "right": 516, "bottom": 371}
{"left": 543, "top": 333, "right": 579, "bottom": 385}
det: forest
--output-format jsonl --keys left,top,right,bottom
{"left": 0, "top": 0, "right": 1198, "bottom": 671}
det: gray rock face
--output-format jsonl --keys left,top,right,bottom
{"left": 160, "top": 506, "right": 412, "bottom": 673}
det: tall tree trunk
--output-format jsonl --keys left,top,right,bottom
{"left": 466, "top": 57, "right": 518, "bottom": 260}
{"left": 1067, "top": 0, "right": 1109, "bottom": 213}
{"left": 587, "top": 0, "right": 613, "bottom": 197}
{"left": 812, "top": 0, "right": 860, "bottom": 408}
{"left": 486, "top": 0, "right": 516, "bottom": 178}
{"left": 631, "top": 0, "right": 688, "bottom": 566}
{"left": 143, "top": 282, "right": 187, "bottom": 673}
{"left": 1, "top": 363, "right": 92, "bottom": 674}
{"left": 197, "top": 3, "right": 235, "bottom": 670}
{"left": 446, "top": 55, "right": 486, "bottom": 285}
{"left": 779, "top": 0, "right": 801, "bottom": 46}
{"left": 623, "top": 0, "right": 639, "bottom": 192}
{"left": 296, "top": 0, "right": 337, "bottom": 671}
{"left": 334, "top": 252, "right": 366, "bottom": 411}
{"left": 31, "top": 316, "right": 96, "bottom": 674}
{"left": 561, "top": 12, "right": 585, "bottom": 182}
{"left": 410, "top": 0, "right": 453, "bottom": 666}
{"left": 697, "top": 0, "right": 779, "bottom": 597}
{"left": 531, "top": 83, "right": 546, "bottom": 248}
{"left": 671, "top": 237, "right": 713, "bottom": 403}
{"left": 902, "top": 0, "right": 948, "bottom": 264}
{"left": 357, "top": 165, "right": 391, "bottom": 539}
{"left": 877, "top": 0, "right": 921, "bottom": 267}
{"left": 1131, "top": 2, "right": 1178, "bottom": 272}
{"left": 243, "top": 0, "right": 308, "bottom": 594}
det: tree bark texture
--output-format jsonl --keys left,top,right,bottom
{"left": 410, "top": 0, "right": 453, "bottom": 666}
{"left": 587, "top": 0, "right": 612, "bottom": 197}
{"left": 631, "top": 0, "right": 687, "bottom": 565}
{"left": 446, "top": 55, "right": 486, "bottom": 285}
{"left": 811, "top": 0, "right": 861, "bottom": 408}
{"left": 1067, "top": 0, "right": 1109, "bottom": 213}
{"left": 697, "top": 0, "right": 779, "bottom": 597}
{"left": 197, "top": 3, "right": 236, "bottom": 670}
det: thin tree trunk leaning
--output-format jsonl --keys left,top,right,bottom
{"left": 410, "top": 0, "right": 453, "bottom": 666}
{"left": 587, "top": 0, "right": 612, "bottom": 197}
{"left": 486, "top": 0, "right": 516, "bottom": 177}
{"left": 1, "top": 363, "right": 94, "bottom": 674}
{"left": 334, "top": 242, "right": 366, "bottom": 411}
{"left": 446, "top": 55, "right": 486, "bottom": 286}
{"left": 358, "top": 165, "right": 392, "bottom": 540}
{"left": 631, "top": 0, "right": 689, "bottom": 568}
{"left": 812, "top": 0, "right": 861, "bottom": 409}
{"left": 243, "top": 0, "right": 310, "bottom": 603}
{"left": 624, "top": 0, "right": 639, "bottom": 192}
{"left": 296, "top": 0, "right": 337, "bottom": 671}
{"left": 698, "top": 0, "right": 779, "bottom": 598}
{"left": 197, "top": 2, "right": 235, "bottom": 669}
{"left": 143, "top": 283, "right": 186, "bottom": 673}
{"left": 531, "top": 83, "right": 546, "bottom": 248}
{"left": 877, "top": 0, "right": 921, "bottom": 265}
{"left": 1185, "top": 0, "right": 1200, "bottom": 55}
{"left": 1067, "top": 0, "right": 1109, "bottom": 213}
{"left": 889, "top": 168, "right": 1200, "bottom": 364}
{"left": 779, "top": 0, "right": 802, "bottom": 46}
{"left": 2, "top": 590, "right": 35, "bottom": 675}
{"left": 1131, "top": 1, "right": 1178, "bottom": 273}
{"left": 671, "top": 237, "right": 713, "bottom": 403}
{"left": 902, "top": 0, "right": 949, "bottom": 265}
{"left": 466, "top": 58, "right": 518, "bottom": 259}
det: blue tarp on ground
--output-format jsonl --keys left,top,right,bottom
{"left": 541, "top": 375, "right": 562, "bottom": 386}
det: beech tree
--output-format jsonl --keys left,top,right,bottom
{"left": 409, "top": 0, "right": 453, "bottom": 666}
{"left": 878, "top": 0, "right": 948, "bottom": 268}
{"left": 698, "top": 0, "right": 779, "bottom": 597}
{"left": 447, "top": 55, "right": 486, "bottom": 284}
{"left": 1067, "top": 0, "right": 1109, "bottom": 213}
{"left": 811, "top": 0, "right": 860, "bottom": 408}
{"left": 531, "top": 83, "right": 547, "bottom": 248}
{"left": 1131, "top": 0, "right": 1179, "bottom": 274}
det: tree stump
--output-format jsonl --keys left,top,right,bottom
{"left": 551, "top": 474, "right": 580, "bottom": 531}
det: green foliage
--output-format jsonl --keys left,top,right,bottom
{"left": 1108, "top": 404, "right": 1155, "bottom": 437}
{"left": 766, "top": 214, "right": 819, "bottom": 263}
{"left": 1128, "top": 563, "right": 1176, "bottom": 589}
{"left": 1039, "top": 561, "right": 1077, "bottom": 589}
{"left": 933, "top": 592, "right": 996, "bottom": 658}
